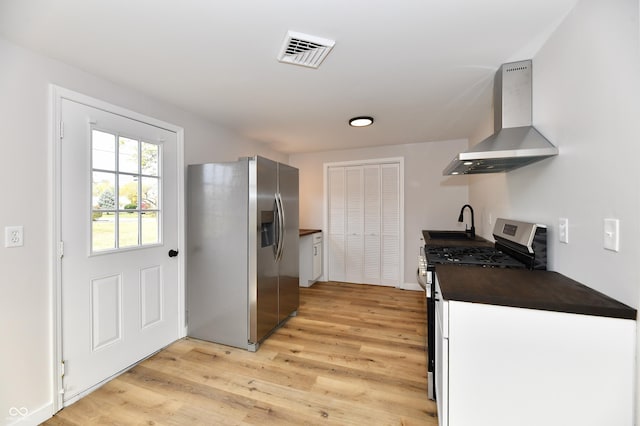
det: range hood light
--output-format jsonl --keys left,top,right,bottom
{"left": 463, "top": 161, "right": 474, "bottom": 165}
{"left": 451, "top": 171, "right": 460, "bottom": 175}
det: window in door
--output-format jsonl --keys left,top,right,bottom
{"left": 91, "top": 129, "right": 162, "bottom": 253}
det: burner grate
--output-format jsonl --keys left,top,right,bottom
{"left": 425, "top": 246, "right": 526, "bottom": 268}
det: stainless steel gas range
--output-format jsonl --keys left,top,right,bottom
{"left": 419, "top": 218, "right": 548, "bottom": 400}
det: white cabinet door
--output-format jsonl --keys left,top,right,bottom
{"left": 312, "top": 241, "right": 322, "bottom": 280}
{"left": 300, "top": 233, "right": 322, "bottom": 287}
{"left": 444, "top": 300, "right": 635, "bottom": 426}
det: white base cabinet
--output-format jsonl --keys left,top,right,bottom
{"left": 435, "top": 280, "right": 636, "bottom": 426}
{"left": 300, "top": 232, "right": 322, "bottom": 287}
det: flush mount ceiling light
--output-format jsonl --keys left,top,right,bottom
{"left": 349, "top": 116, "right": 374, "bottom": 127}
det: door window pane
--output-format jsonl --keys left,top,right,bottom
{"left": 92, "top": 130, "right": 116, "bottom": 171}
{"left": 118, "top": 211, "right": 139, "bottom": 248}
{"left": 118, "top": 174, "right": 138, "bottom": 210}
{"left": 91, "top": 129, "right": 163, "bottom": 253}
{"left": 141, "top": 142, "right": 159, "bottom": 176}
{"left": 93, "top": 172, "right": 116, "bottom": 211}
{"left": 141, "top": 177, "right": 159, "bottom": 210}
{"left": 92, "top": 213, "right": 116, "bottom": 251}
{"left": 141, "top": 212, "right": 159, "bottom": 245}
{"left": 119, "top": 137, "right": 139, "bottom": 174}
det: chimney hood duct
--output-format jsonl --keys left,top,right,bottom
{"left": 443, "top": 60, "right": 558, "bottom": 175}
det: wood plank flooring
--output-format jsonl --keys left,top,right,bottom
{"left": 44, "top": 282, "right": 436, "bottom": 425}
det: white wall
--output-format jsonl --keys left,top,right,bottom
{"left": 0, "top": 36, "right": 286, "bottom": 425}
{"left": 290, "top": 139, "right": 470, "bottom": 287}
{"left": 467, "top": 1, "right": 640, "bottom": 422}
{"left": 469, "top": 0, "right": 640, "bottom": 308}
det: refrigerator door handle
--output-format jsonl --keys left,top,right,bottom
{"left": 275, "top": 192, "right": 285, "bottom": 262}
{"left": 273, "top": 197, "right": 280, "bottom": 260}
{"left": 281, "top": 193, "right": 287, "bottom": 260}
{"left": 273, "top": 193, "right": 282, "bottom": 262}
{"left": 273, "top": 196, "right": 280, "bottom": 261}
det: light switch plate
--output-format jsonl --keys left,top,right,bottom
{"left": 558, "top": 218, "right": 569, "bottom": 244}
{"left": 603, "top": 218, "right": 619, "bottom": 252}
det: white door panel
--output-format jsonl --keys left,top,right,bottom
{"left": 90, "top": 274, "right": 122, "bottom": 351}
{"left": 60, "top": 98, "right": 180, "bottom": 402}
{"left": 140, "top": 265, "right": 163, "bottom": 328}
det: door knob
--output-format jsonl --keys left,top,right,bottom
{"left": 168, "top": 249, "right": 179, "bottom": 258}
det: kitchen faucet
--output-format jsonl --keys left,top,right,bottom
{"left": 458, "top": 204, "right": 475, "bottom": 239}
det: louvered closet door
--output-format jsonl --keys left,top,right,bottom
{"left": 327, "top": 167, "right": 346, "bottom": 282}
{"left": 363, "top": 165, "right": 381, "bottom": 285}
{"left": 327, "top": 161, "right": 401, "bottom": 286}
{"left": 344, "top": 166, "right": 364, "bottom": 283}
{"left": 380, "top": 163, "right": 400, "bottom": 286}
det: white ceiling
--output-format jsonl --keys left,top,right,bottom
{"left": 0, "top": 0, "right": 578, "bottom": 153}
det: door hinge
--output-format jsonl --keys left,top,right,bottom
{"left": 59, "top": 121, "right": 64, "bottom": 139}
{"left": 58, "top": 241, "right": 64, "bottom": 259}
{"left": 60, "top": 360, "right": 65, "bottom": 377}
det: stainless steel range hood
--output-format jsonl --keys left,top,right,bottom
{"left": 443, "top": 60, "right": 558, "bottom": 175}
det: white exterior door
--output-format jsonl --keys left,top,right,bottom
{"left": 59, "top": 98, "right": 181, "bottom": 404}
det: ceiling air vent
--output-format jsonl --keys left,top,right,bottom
{"left": 277, "top": 31, "right": 335, "bottom": 69}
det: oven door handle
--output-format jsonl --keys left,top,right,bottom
{"left": 416, "top": 268, "right": 427, "bottom": 290}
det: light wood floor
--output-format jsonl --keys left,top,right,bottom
{"left": 45, "top": 282, "right": 436, "bottom": 425}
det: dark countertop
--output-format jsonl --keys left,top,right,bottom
{"left": 300, "top": 229, "right": 322, "bottom": 237}
{"left": 422, "top": 229, "right": 493, "bottom": 248}
{"left": 435, "top": 264, "right": 636, "bottom": 320}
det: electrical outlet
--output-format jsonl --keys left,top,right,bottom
{"left": 5, "top": 226, "right": 24, "bottom": 248}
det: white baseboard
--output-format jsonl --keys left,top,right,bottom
{"left": 305, "top": 279, "right": 422, "bottom": 292}
{"left": 5, "top": 401, "right": 53, "bottom": 426}
{"left": 401, "top": 282, "right": 423, "bottom": 292}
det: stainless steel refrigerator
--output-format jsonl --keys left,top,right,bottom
{"left": 186, "top": 156, "right": 299, "bottom": 351}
